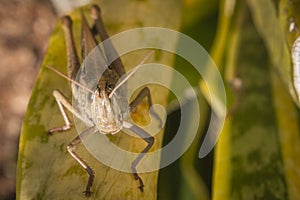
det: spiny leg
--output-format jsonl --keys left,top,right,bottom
{"left": 80, "top": 9, "right": 109, "bottom": 82}
{"left": 123, "top": 122, "right": 154, "bottom": 192}
{"left": 61, "top": 16, "right": 81, "bottom": 80}
{"left": 67, "top": 126, "right": 97, "bottom": 197}
{"left": 130, "top": 87, "right": 162, "bottom": 127}
{"left": 89, "top": 4, "right": 125, "bottom": 76}
{"left": 131, "top": 136, "right": 154, "bottom": 192}
{"left": 80, "top": 10, "right": 98, "bottom": 59}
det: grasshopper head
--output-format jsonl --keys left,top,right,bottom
{"left": 91, "top": 85, "right": 123, "bottom": 134}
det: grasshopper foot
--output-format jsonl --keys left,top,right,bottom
{"left": 138, "top": 185, "right": 144, "bottom": 193}
{"left": 45, "top": 125, "right": 71, "bottom": 136}
{"left": 83, "top": 190, "right": 92, "bottom": 197}
{"left": 45, "top": 130, "right": 53, "bottom": 136}
{"left": 133, "top": 173, "right": 144, "bottom": 192}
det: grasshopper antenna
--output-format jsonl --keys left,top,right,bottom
{"left": 109, "top": 50, "right": 155, "bottom": 98}
{"left": 46, "top": 65, "right": 95, "bottom": 95}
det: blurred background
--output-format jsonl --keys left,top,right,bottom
{"left": 0, "top": 1, "right": 56, "bottom": 199}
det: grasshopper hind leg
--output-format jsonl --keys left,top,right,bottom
{"left": 46, "top": 15, "right": 82, "bottom": 135}
{"left": 89, "top": 4, "right": 126, "bottom": 76}
{"left": 61, "top": 16, "right": 80, "bottom": 80}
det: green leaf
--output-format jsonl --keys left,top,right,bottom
{"left": 213, "top": 3, "right": 289, "bottom": 199}
{"left": 271, "top": 68, "right": 300, "bottom": 200}
{"left": 16, "top": 1, "right": 182, "bottom": 199}
{"left": 247, "top": 0, "right": 299, "bottom": 106}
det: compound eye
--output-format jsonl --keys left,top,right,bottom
{"left": 108, "top": 65, "right": 113, "bottom": 70}
{"left": 106, "top": 83, "right": 114, "bottom": 93}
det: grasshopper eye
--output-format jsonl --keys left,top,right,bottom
{"left": 106, "top": 83, "right": 115, "bottom": 92}
{"left": 108, "top": 65, "right": 113, "bottom": 70}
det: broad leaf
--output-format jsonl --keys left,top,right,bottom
{"left": 16, "top": 1, "right": 182, "bottom": 199}
{"left": 213, "top": 1, "right": 299, "bottom": 199}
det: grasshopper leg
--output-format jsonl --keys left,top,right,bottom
{"left": 46, "top": 90, "right": 72, "bottom": 135}
{"left": 130, "top": 87, "right": 163, "bottom": 127}
{"left": 47, "top": 89, "right": 96, "bottom": 196}
{"left": 47, "top": 16, "right": 83, "bottom": 136}
{"left": 47, "top": 89, "right": 97, "bottom": 196}
{"left": 61, "top": 16, "right": 80, "bottom": 80}
{"left": 46, "top": 89, "right": 96, "bottom": 196}
{"left": 46, "top": 89, "right": 92, "bottom": 135}
{"left": 89, "top": 4, "right": 125, "bottom": 76}
{"left": 123, "top": 122, "right": 154, "bottom": 192}
{"left": 67, "top": 126, "right": 96, "bottom": 197}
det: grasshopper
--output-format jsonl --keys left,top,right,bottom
{"left": 46, "top": 4, "right": 160, "bottom": 197}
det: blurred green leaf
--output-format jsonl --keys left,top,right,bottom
{"left": 247, "top": 0, "right": 299, "bottom": 106}
{"left": 271, "top": 68, "right": 300, "bottom": 200}
{"left": 213, "top": 3, "right": 289, "bottom": 199}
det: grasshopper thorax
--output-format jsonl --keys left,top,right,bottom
{"left": 91, "top": 85, "right": 123, "bottom": 135}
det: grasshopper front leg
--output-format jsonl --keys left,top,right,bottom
{"left": 46, "top": 90, "right": 72, "bottom": 135}
{"left": 47, "top": 89, "right": 92, "bottom": 135}
{"left": 46, "top": 89, "right": 91, "bottom": 134}
{"left": 129, "top": 87, "right": 163, "bottom": 127}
